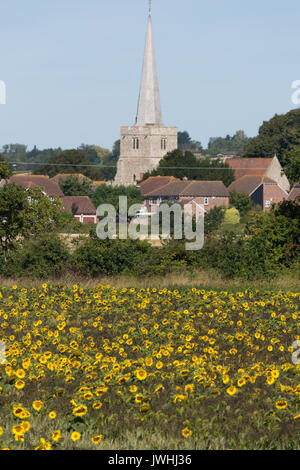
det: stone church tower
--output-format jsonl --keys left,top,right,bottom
{"left": 114, "top": 10, "right": 178, "bottom": 186}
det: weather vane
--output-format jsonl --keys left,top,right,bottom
{"left": 149, "top": 0, "right": 152, "bottom": 15}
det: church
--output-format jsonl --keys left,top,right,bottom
{"left": 114, "top": 7, "right": 178, "bottom": 186}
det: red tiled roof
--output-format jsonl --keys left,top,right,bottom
{"left": 227, "top": 158, "right": 273, "bottom": 180}
{"left": 146, "top": 180, "right": 229, "bottom": 198}
{"left": 138, "top": 176, "right": 178, "bottom": 196}
{"left": 62, "top": 196, "right": 96, "bottom": 215}
{"left": 288, "top": 183, "right": 300, "bottom": 202}
{"left": 228, "top": 175, "right": 276, "bottom": 195}
{"left": 180, "top": 180, "right": 229, "bottom": 197}
{"left": 8, "top": 174, "right": 64, "bottom": 197}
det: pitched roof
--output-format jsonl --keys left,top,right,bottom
{"left": 62, "top": 196, "right": 96, "bottom": 215}
{"left": 8, "top": 174, "right": 64, "bottom": 197}
{"left": 227, "top": 158, "right": 273, "bottom": 180}
{"left": 146, "top": 180, "right": 229, "bottom": 198}
{"left": 180, "top": 180, "right": 229, "bottom": 197}
{"left": 139, "top": 176, "right": 178, "bottom": 196}
{"left": 228, "top": 175, "right": 276, "bottom": 195}
{"left": 288, "top": 183, "right": 300, "bottom": 201}
{"left": 147, "top": 180, "right": 190, "bottom": 197}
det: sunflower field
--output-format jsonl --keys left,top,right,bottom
{"left": 0, "top": 284, "right": 300, "bottom": 450}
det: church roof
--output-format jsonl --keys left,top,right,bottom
{"left": 135, "top": 14, "right": 163, "bottom": 126}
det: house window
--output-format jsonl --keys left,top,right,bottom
{"left": 161, "top": 138, "right": 167, "bottom": 150}
{"left": 265, "top": 200, "right": 270, "bottom": 208}
{"left": 204, "top": 197, "right": 209, "bottom": 205}
{"left": 133, "top": 174, "right": 136, "bottom": 183}
{"left": 133, "top": 138, "right": 139, "bottom": 150}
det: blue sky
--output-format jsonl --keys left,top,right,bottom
{"left": 0, "top": 0, "right": 299, "bottom": 152}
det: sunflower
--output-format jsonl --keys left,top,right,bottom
{"left": 15, "top": 380, "right": 25, "bottom": 390}
{"left": 72, "top": 405, "right": 88, "bottom": 417}
{"left": 182, "top": 428, "right": 192, "bottom": 438}
{"left": 275, "top": 400, "right": 288, "bottom": 410}
{"left": 52, "top": 430, "right": 61, "bottom": 442}
{"left": 71, "top": 431, "right": 81, "bottom": 442}
{"left": 91, "top": 435, "right": 103, "bottom": 445}
{"left": 226, "top": 386, "right": 237, "bottom": 396}
{"left": 135, "top": 369, "right": 147, "bottom": 381}
{"left": 92, "top": 401, "right": 103, "bottom": 410}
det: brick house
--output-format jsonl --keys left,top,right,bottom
{"left": 62, "top": 196, "right": 97, "bottom": 224}
{"left": 228, "top": 175, "right": 288, "bottom": 211}
{"left": 141, "top": 178, "right": 230, "bottom": 213}
{"left": 1, "top": 174, "right": 97, "bottom": 223}
{"left": 288, "top": 183, "right": 300, "bottom": 202}
{"left": 7, "top": 174, "right": 64, "bottom": 199}
{"left": 138, "top": 176, "right": 178, "bottom": 197}
{"left": 226, "top": 156, "right": 290, "bottom": 192}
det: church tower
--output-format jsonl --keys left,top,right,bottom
{"left": 114, "top": 6, "right": 178, "bottom": 186}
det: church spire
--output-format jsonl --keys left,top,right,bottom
{"left": 135, "top": 9, "right": 163, "bottom": 126}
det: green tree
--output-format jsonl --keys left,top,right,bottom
{"left": 207, "top": 130, "right": 249, "bottom": 156}
{"left": 178, "top": 131, "right": 203, "bottom": 153}
{"left": 0, "top": 154, "right": 12, "bottom": 181}
{"left": 229, "top": 190, "right": 253, "bottom": 216}
{"left": 77, "top": 144, "right": 100, "bottom": 165}
{"left": 58, "top": 175, "right": 93, "bottom": 197}
{"left": 243, "top": 108, "right": 300, "bottom": 163}
{"left": 91, "top": 184, "right": 142, "bottom": 214}
{"left": 0, "top": 184, "right": 62, "bottom": 261}
{"left": 204, "top": 206, "right": 225, "bottom": 234}
{"left": 33, "top": 149, "right": 103, "bottom": 180}
{"left": 142, "top": 149, "right": 235, "bottom": 186}
{"left": 281, "top": 147, "right": 300, "bottom": 185}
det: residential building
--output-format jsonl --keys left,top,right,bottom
{"left": 62, "top": 196, "right": 97, "bottom": 224}
{"left": 228, "top": 175, "right": 288, "bottom": 211}
{"left": 227, "top": 156, "right": 290, "bottom": 192}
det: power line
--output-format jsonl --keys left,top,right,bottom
{"left": 5, "top": 161, "right": 284, "bottom": 171}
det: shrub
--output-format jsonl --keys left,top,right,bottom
{"left": 223, "top": 208, "right": 240, "bottom": 225}
{"left": 0, "top": 234, "right": 69, "bottom": 278}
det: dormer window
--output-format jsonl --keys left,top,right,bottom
{"left": 133, "top": 138, "right": 139, "bottom": 150}
{"left": 161, "top": 138, "right": 167, "bottom": 150}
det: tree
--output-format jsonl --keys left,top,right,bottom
{"left": 77, "top": 144, "right": 100, "bottom": 165}
{"left": 204, "top": 206, "right": 225, "bottom": 234}
{"left": 1, "top": 144, "right": 27, "bottom": 160}
{"left": 229, "top": 190, "right": 253, "bottom": 216}
{"left": 91, "top": 184, "right": 142, "bottom": 215}
{"left": 207, "top": 130, "right": 249, "bottom": 156}
{"left": 33, "top": 149, "right": 103, "bottom": 180}
{"left": 243, "top": 108, "right": 300, "bottom": 163}
{"left": 0, "top": 154, "right": 12, "bottom": 181}
{"left": 0, "top": 184, "right": 62, "bottom": 261}
{"left": 281, "top": 147, "right": 300, "bottom": 185}
{"left": 178, "top": 131, "right": 203, "bottom": 153}
{"left": 142, "top": 149, "right": 235, "bottom": 186}
{"left": 223, "top": 208, "right": 240, "bottom": 225}
{"left": 58, "top": 175, "right": 93, "bottom": 197}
